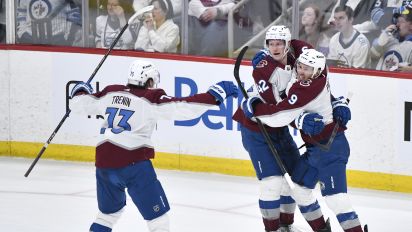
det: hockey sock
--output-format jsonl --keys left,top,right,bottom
{"left": 89, "top": 223, "right": 112, "bottom": 232}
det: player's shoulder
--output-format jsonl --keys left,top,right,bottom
{"left": 102, "top": 84, "right": 127, "bottom": 92}
{"left": 253, "top": 55, "right": 272, "bottom": 69}
{"left": 95, "top": 84, "right": 127, "bottom": 97}
{"left": 142, "top": 88, "right": 168, "bottom": 103}
{"left": 291, "top": 74, "right": 327, "bottom": 91}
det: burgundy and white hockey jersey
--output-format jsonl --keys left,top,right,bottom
{"left": 233, "top": 39, "right": 312, "bottom": 132}
{"left": 71, "top": 84, "right": 218, "bottom": 168}
{"left": 253, "top": 74, "right": 345, "bottom": 144}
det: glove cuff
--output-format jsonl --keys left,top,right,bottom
{"left": 208, "top": 84, "right": 226, "bottom": 103}
{"left": 294, "top": 112, "right": 309, "bottom": 130}
{"left": 332, "top": 97, "right": 349, "bottom": 109}
{"left": 71, "top": 83, "right": 93, "bottom": 98}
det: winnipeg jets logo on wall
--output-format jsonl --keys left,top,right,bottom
{"left": 29, "top": 0, "right": 52, "bottom": 19}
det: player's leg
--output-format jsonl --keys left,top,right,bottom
{"left": 126, "top": 160, "right": 170, "bottom": 232}
{"left": 90, "top": 168, "right": 127, "bottom": 232}
{"left": 276, "top": 128, "right": 300, "bottom": 229}
{"left": 291, "top": 153, "right": 328, "bottom": 232}
{"left": 319, "top": 133, "right": 363, "bottom": 232}
{"left": 241, "top": 126, "right": 290, "bottom": 232}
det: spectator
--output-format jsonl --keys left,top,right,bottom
{"left": 299, "top": 4, "right": 331, "bottom": 56}
{"left": 372, "top": 4, "right": 412, "bottom": 71}
{"left": 328, "top": 6, "right": 371, "bottom": 68}
{"left": 16, "top": 0, "right": 83, "bottom": 46}
{"left": 370, "top": 0, "right": 409, "bottom": 30}
{"left": 134, "top": 0, "right": 179, "bottom": 53}
{"left": 324, "top": 0, "right": 383, "bottom": 47}
{"left": 95, "top": 0, "right": 135, "bottom": 49}
{"left": 188, "top": 0, "right": 235, "bottom": 57}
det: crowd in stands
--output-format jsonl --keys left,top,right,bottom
{"left": 6, "top": 0, "right": 412, "bottom": 72}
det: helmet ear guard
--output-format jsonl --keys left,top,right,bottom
{"left": 128, "top": 60, "right": 160, "bottom": 87}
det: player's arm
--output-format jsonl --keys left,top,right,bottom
{"left": 243, "top": 81, "right": 325, "bottom": 134}
{"left": 242, "top": 82, "right": 308, "bottom": 128}
{"left": 152, "top": 81, "right": 238, "bottom": 120}
{"left": 69, "top": 82, "right": 102, "bottom": 115}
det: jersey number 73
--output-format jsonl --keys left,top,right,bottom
{"left": 100, "top": 107, "right": 135, "bottom": 134}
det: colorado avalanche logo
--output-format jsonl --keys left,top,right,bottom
{"left": 382, "top": 50, "right": 402, "bottom": 71}
{"left": 299, "top": 79, "right": 312, "bottom": 87}
{"left": 29, "top": 0, "right": 52, "bottom": 19}
{"left": 256, "top": 60, "right": 268, "bottom": 68}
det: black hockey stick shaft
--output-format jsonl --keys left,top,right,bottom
{"left": 233, "top": 46, "right": 294, "bottom": 189}
{"left": 86, "top": 24, "right": 128, "bottom": 84}
{"left": 24, "top": 12, "right": 142, "bottom": 178}
{"left": 24, "top": 110, "right": 71, "bottom": 177}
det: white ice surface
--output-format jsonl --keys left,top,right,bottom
{"left": 1, "top": 157, "right": 411, "bottom": 231}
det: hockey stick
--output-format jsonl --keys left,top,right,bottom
{"left": 234, "top": 46, "right": 295, "bottom": 189}
{"left": 23, "top": 9, "right": 148, "bottom": 178}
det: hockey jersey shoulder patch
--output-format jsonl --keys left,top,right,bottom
{"left": 256, "top": 59, "right": 268, "bottom": 68}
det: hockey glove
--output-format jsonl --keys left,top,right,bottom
{"left": 241, "top": 96, "right": 262, "bottom": 119}
{"left": 208, "top": 81, "right": 239, "bottom": 103}
{"left": 252, "top": 49, "right": 269, "bottom": 69}
{"left": 332, "top": 96, "right": 351, "bottom": 126}
{"left": 295, "top": 112, "right": 324, "bottom": 136}
{"left": 70, "top": 81, "right": 93, "bottom": 98}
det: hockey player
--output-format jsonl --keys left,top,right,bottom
{"left": 243, "top": 49, "right": 364, "bottom": 232}
{"left": 233, "top": 25, "right": 332, "bottom": 232}
{"left": 69, "top": 59, "right": 238, "bottom": 232}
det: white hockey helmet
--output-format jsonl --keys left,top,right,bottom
{"left": 297, "top": 48, "right": 326, "bottom": 77}
{"left": 127, "top": 60, "right": 160, "bottom": 86}
{"left": 265, "top": 25, "right": 291, "bottom": 44}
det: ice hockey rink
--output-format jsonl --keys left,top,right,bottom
{"left": 1, "top": 157, "right": 411, "bottom": 232}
